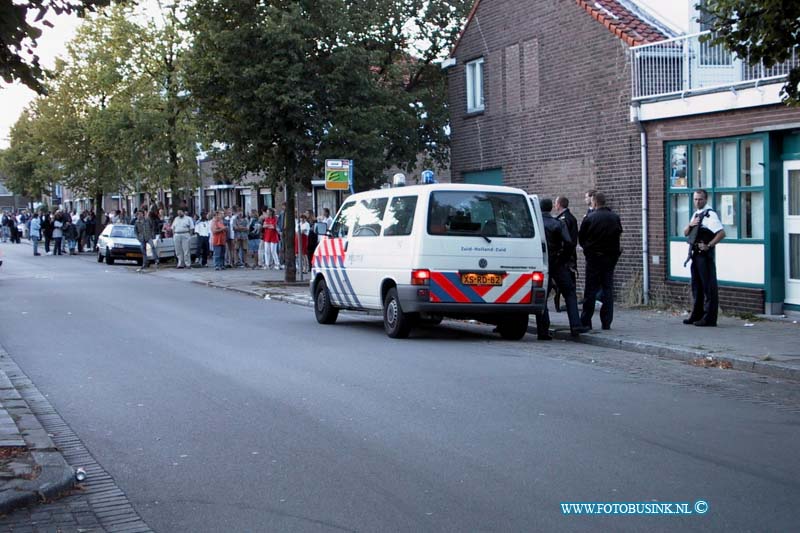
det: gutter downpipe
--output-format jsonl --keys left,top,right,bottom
{"left": 633, "top": 104, "right": 650, "bottom": 305}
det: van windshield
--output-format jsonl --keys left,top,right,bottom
{"left": 427, "top": 191, "right": 535, "bottom": 238}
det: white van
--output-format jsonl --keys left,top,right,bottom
{"left": 310, "top": 183, "right": 548, "bottom": 339}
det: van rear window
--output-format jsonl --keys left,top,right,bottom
{"left": 427, "top": 191, "right": 535, "bottom": 238}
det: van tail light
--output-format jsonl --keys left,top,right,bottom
{"left": 531, "top": 271, "right": 545, "bottom": 287}
{"left": 411, "top": 269, "right": 431, "bottom": 286}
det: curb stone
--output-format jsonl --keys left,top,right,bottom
{"left": 544, "top": 328, "right": 800, "bottom": 382}
{"left": 195, "top": 279, "right": 800, "bottom": 382}
{"left": 0, "top": 348, "right": 76, "bottom": 517}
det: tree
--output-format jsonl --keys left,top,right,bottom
{"left": 185, "top": 0, "right": 469, "bottom": 280}
{"left": 700, "top": 0, "right": 800, "bottom": 105}
{"left": 0, "top": 0, "right": 116, "bottom": 92}
{"left": 0, "top": 106, "right": 57, "bottom": 203}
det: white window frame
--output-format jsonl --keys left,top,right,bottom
{"left": 466, "top": 57, "right": 485, "bottom": 113}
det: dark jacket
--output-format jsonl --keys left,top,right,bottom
{"left": 578, "top": 207, "right": 622, "bottom": 259}
{"left": 542, "top": 212, "right": 574, "bottom": 267}
{"left": 135, "top": 217, "right": 155, "bottom": 242}
{"left": 63, "top": 221, "right": 78, "bottom": 240}
{"left": 557, "top": 208, "right": 578, "bottom": 265}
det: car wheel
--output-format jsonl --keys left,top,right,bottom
{"left": 105, "top": 253, "right": 115, "bottom": 265}
{"left": 314, "top": 279, "right": 339, "bottom": 324}
{"left": 383, "top": 287, "right": 413, "bottom": 339}
{"left": 496, "top": 313, "right": 529, "bottom": 340}
{"left": 97, "top": 251, "right": 103, "bottom": 263}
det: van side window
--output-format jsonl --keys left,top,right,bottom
{"left": 383, "top": 196, "right": 418, "bottom": 236}
{"left": 428, "top": 191, "right": 535, "bottom": 238}
{"left": 352, "top": 198, "right": 388, "bottom": 237}
{"left": 330, "top": 201, "right": 356, "bottom": 238}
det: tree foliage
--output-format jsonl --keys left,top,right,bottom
{"left": 700, "top": 0, "right": 800, "bottom": 105}
{"left": 185, "top": 0, "right": 469, "bottom": 279}
{"left": 0, "top": 0, "right": 115, "bottom": 92}
{"left": 0, "top": 107, "right": 56, "bottom": 201}
{"left": 3, "top": 3, "right": 198, "bottom": 222}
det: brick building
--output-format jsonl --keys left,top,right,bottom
{"left": 632, "top": 5, "right": 800, "bottom": 314}
{"left": 446, "top": 0, "right": 675, "bottom": 304}
{"left": 448, "top": 0, "right": 800, "bottom": 314}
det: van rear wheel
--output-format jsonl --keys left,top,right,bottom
{"left": 314, "top": 279, "right": 339, "bottom": 324}
{"left": 383, "top": 287, "right": 413, "bottom": 338}
{"left": 496, "top": 313, "right": 529, "bottom": 340}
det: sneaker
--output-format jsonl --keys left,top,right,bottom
{"left": 682, "top": 318, "right": 695, "bottom": 325}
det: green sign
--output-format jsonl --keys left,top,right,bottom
{"left": 325, "top": 159, "right": 351, "bottom": 190}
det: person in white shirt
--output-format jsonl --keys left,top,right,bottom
{"left": 682, "top": 189, "right": 726, "bottom": 327}
{"left": 322, "top": 208, "right": 334, "bottom": 233}
{"left": 194, "top": 213, "right": 211, "bottom": 267}
{"left": 172, "top": 210, "right": 194, "bottom": 268}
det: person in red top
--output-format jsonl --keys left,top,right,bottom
{"left": 262, "top": 208, "right": 281, "bottom": 270}
{"left": 211, "top": 210, "right": 227, "bottom": 270}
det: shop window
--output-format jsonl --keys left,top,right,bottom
{"left": 715, "top": 142, "right": 737, "bottom": 188}
{"left": 669, "top": 194, "right": 691, "bottom": 237}
{"left": 715, "top": 192, "right": 738, "bottom": 239}
{"left": 669, "top": 145, "right": 688, "bottom": 188}
{"left": 742, "top": 192, "right": 764, "bottom": 239}
{"left": 741, "top": 139, "right": 764, "bottom": 187}
{"left": 666, "top": 135, "right": 766, "bottom": 260}
{"left": 693, "top": 144, "right": 712, "bottom": 189}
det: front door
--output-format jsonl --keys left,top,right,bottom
{"left": 785, "top": 162, "right": 800, "bottom": 305}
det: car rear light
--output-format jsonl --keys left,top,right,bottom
{"left": 531, "top": 271, "right": 545, "bottom": 287}
{"left": 411, "top": 269, "right": 431, "bottom": 286}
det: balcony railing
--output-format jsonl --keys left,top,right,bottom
{"left": 631, "top": 30, "right": 799, "bottom": 101}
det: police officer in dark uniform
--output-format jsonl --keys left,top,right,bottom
{"left": 683, "top": 189, "right": 725, "bottom": 327}
{"left": 537, "top": 198, "right": 588, "bottom": 339}
{"left": 555, "top": 195, "right": 579, "bottom": 311}
{"left": 578, "top": 192, "right": 623, "bottom": 330}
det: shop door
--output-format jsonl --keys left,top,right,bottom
{"left": 785, "top": 161, "right": 800, "bottom": 305}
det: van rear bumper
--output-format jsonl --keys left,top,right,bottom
{"left": 397, "top": 285, "right": 547, "bottom": 314}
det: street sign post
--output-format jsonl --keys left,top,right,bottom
{"left": 325, "top": 159, "right": 353, "bottom": 193}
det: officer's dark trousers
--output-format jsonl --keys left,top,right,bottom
{"left": 689, "top": 252, "right": 718, "bottom": 325}
{"left": 538, "top": 265, "right": 581, "bottom": 336}
{"left": 581, "top": 254, "right": 616, "bottom": 329}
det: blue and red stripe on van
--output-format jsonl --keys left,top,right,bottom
{"left": 313, "top": 238, "right": 361, "bottom": 307}
{"left": 429, "top": 272, "right": 533, "bottom": 304}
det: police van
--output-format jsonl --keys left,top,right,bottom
{"left": 311, "top": 183, "right": 548, "bottom": 339}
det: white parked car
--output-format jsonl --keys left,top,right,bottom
{"left": 97, "top": 224, "right": 197, "bottom": 265}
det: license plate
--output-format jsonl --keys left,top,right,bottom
{"left": 126, "top": 252, "right": 142, "bottom": 258}
{"left": 461, "top": 272, "right": 503, "bottom": 286}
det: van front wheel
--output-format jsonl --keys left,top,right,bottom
{"left": 383, "top": 287, "right": 413, "bottom": 338}
{"left": 314, "top": 280, "right": 339, "bottom": 324}
{"left": 496, "top": 313, "right": 529, "bottom": 340}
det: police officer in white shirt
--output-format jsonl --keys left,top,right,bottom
{"left": 683, "top": 189, "right": 726, "bottom": 327}
{"left": 172, "top": 210, "right": 194, "bottom": 269}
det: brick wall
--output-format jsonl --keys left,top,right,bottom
{"left": 645, "top": 104, "right": 800, "bottom": 313}
{"left": 448, "top": 0, "right": 644, "bottom": 301}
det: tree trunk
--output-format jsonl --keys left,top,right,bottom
{"left": 94, "top": 190, "right": 105, "bottom": 238}
{"left": 284, "top": 179, "right": 296, "bottom": 282}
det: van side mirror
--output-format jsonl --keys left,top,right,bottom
{"left": 314, "top": 221, "right": 328, "bottom": 236}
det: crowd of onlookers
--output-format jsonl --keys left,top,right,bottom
{"left": 3, "top": 203, "right": 334, "bottom": 273}
{"left": 3, "top": 208, "right": 97, "bottom": 255}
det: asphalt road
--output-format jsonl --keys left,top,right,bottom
{"left": 1, "top": 243, "right": 799, "bottom": 532}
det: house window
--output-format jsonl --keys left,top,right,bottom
{"left": 667, "top": 135, "right": 767, "bottom": 241}
{"left": 466, "top": 57, "right": 484, "bottom": 113}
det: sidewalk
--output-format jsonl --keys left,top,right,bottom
{"left": 135, "top": 262, "right": 800, "bottom": 381}
{"left": 0, "top": 347, "right": 75, "bottom": 516}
